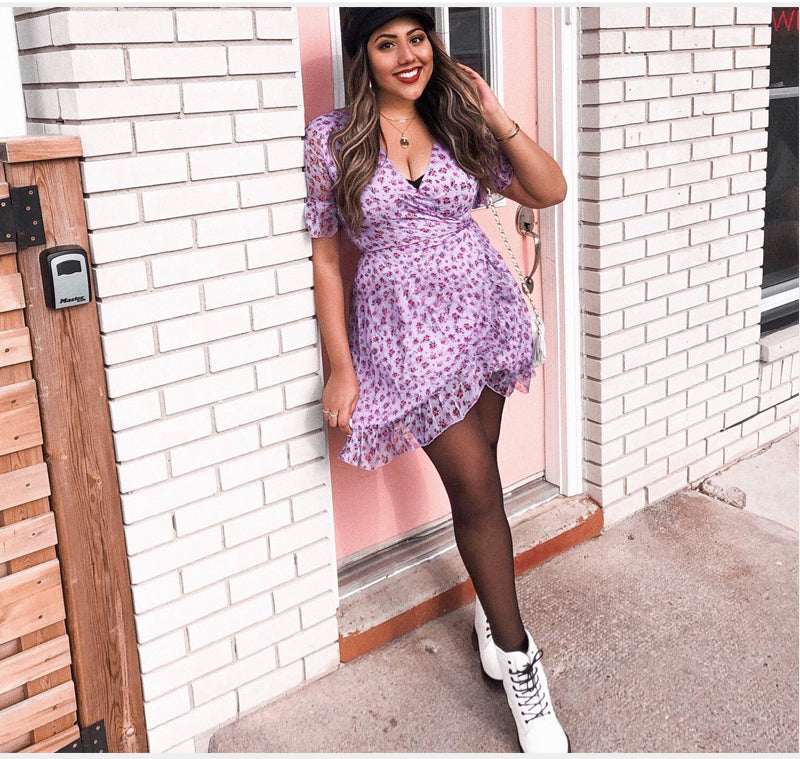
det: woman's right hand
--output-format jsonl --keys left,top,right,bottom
{"left": 322, "top": 367, "right": 359, "bottom": 437}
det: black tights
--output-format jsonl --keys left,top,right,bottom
{"left": 422, "top": 385, "right": 528, "bottom": 653}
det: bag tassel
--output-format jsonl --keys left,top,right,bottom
{"left": 532, "top": 313, "right": 546, "bottom": 368}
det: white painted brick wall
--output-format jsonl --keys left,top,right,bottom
{"left": 108, "top": 391, "right": 161, "bottom": 432}
{"left": 183, "top": 80, "right": 259, "bottom": 113}
{"left": 93, "top": 260, "right": 148, "bottom": 298}
{"left": 129, "top": 46, "right": 228, "bottom": 80}
{"left": 579, "top": 6, "right": 796, "bottom": 528}
{"left": 156, "top": 307, "right": 251, "bottom": 352}
{"left": 151, "top": 244, "right": 246, "bottom": 288}
{"left": 131, "top": 573, "right": 182, "bottom": 615}
{"left": 162, "top": 365, "right": 255, "bottom": 414}
{"left": 224, "top": 503, "right": 293, "bottom": 550}
{"left": 191, "top": 648, "right": 277, "bottom": 706}
{"left": 188, "top": 144, "right": 265, "bottom": 180}
{"left": 135, "top": 116, "right": 233, "bottom": 152}
{"left": 142, "top": 181, "right": 239, "bottom": 222}
{"left": 61, "top": 84, "right": 182, "bottom": 121}
{"left": 209, "top": 329, "right": 280, "bottom": 372}
{"left": 203, "top": 270, "right": 277, "bottom": 309}
{"left": 20, "top": 49, "right": 126, "bottom": 83}
{"left": 84, "top": 193, "right": 140, "bottom": 230}
{"left": 218, "top": 444, "right": 288, "bottom": 490}
{"left": 175, "top": 9, "right": 253, "bottom": 42}
{"left": 81, "top": 153, "right": 187, "bottom": 193}
{"left": 187, "top": 592, "right": 273, "bottom": 651}
{"left": 98, "top": 285, "right": 201, "bottom": 332}
{"left": 15, "top": 6, "right": 338, "bottom": 751}
{"left": 228, "top": 555, "right": 295, "bottom": 605}
{"left": 90, "top": 220, "right": 194, "bottom": 264}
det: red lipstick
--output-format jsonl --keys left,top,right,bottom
{"left": 393, "top": 67, "right": 422, "bottom": 84}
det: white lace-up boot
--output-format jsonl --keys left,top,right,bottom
{"left": 495, "top": 629, "right": 570, "bottom": 753}
{"left": 472, "top": 596, "right": 503, "bottom": 682}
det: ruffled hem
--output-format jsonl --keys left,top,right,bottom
{"left": 338, "top": 361, "right": 534, "bottom": 471}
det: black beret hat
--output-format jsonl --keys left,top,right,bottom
{"left": 342, "top": 7, "right": 436, "bottom": 59}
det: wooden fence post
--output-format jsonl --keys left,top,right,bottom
{"left": 0, "top": 135, "right": 147, "bottom": 752}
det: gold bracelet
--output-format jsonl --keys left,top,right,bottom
{"left": 495, "top": 120, "right": 520, "bottom": 144}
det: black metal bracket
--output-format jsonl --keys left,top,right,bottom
{"left": 0, "top": 185, "right": 45, "bottom": 250}
{"left": 0, "top": 195, "right": 14, "bottom": 245}
{"left": 58, "top": 720, "right": 108, "bottom": 753}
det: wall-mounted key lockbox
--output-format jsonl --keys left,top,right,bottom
{"left": 39, "top": 245, "right": 92, "bottom": 310}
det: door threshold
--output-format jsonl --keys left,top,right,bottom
{"left": 337, "top": 489, "right": 602, "bottom": 663}
{"left": 337, "top": 478, "right": 558, "bottom": 600}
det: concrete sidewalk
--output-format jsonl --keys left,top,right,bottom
{"left": 210, "top": 433, "right": 799, "bottom": 753}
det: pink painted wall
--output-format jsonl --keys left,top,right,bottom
{"left": 299, "top": 7, "right": 545, "bottom": 561}
{"left": 298, "top": 7, "right": 334, "bottom": 119}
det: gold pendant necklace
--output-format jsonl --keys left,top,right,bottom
{"left": 380, "top": 112, "right": 417, "bottom": 149}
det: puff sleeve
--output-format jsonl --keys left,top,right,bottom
{"left": 473, "top": 137, "right": 514, "bottom": 209}
{"left": 303, "top": 118, "right": 340, "bottom": 238}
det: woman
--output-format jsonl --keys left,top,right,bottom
{"left": 303, "top": 7, "right": 569, "bottom": 753}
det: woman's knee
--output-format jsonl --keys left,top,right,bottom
{"left": 443, "top": 464, "right": 504, "bottom": 528}
{"left": 451, "top": 492, "right": 505, "bottom": 530}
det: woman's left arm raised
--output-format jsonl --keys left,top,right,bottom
{"left": 458, "top": 63, "right": 567, "bottom": 210}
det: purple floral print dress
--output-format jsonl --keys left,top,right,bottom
{"left": 303, "top": 107, "right": 534, "bottom": 470}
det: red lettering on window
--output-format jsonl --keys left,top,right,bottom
{"left": 772, "top": 8, "right": 799, "bottom": 31}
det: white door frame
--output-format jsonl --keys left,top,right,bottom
{"left": 536, "top": 6, "right": 584, "bottom": 497}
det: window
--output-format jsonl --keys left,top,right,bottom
{"left": 436, "top": 7, "right": 495, "bottom": 88}
{"left": 762, "top": 7, "right": 799, "bottom": 334}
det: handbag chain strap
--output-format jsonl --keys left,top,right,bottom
{"left": 487, "top": 193, "right": 543, "bottom": 327}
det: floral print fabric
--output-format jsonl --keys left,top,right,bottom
{"left": 303, "top": 108, "right": 534, "bottom": 470}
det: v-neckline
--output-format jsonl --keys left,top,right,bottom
{"left": 379, "top": 140, "right": 437, "bottom": 192}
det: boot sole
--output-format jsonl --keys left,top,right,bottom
{"left": 470, "top": 627, "right": 503, "bottom": 687}
{"left": 516, "top": 731, "right": 571, "bottom": 753}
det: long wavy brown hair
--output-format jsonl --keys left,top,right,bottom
{"left": 329, "top": 20, "right": 503, "bottom": 233}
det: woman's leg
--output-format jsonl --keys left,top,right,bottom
{"left": 474, "top": 383, "right": 506, "bottom": 466}
{"left": 422, "top": 386, "right": 527, "bottom": 653}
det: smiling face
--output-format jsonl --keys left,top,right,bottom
{"left": 365, "top": 15, "right": 434, "bottom": 109}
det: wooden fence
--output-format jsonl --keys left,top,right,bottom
{"left": 0, "top": 136, "right": 146, "bottom": 752}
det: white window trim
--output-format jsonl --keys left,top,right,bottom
{"left": 329, "top": 8, "right": 346, "bottom": 109}
{"left": 536, "top": 6, "right": 583, "bottom": 497}
{"left": 761, "top": 282, "right": 800, "bottom": 314}
{"left": 488, "top": 7, "right": 504, "bottom": 110}
{"left": 762, "top": 81, "right": 799, "bottom": 324}
{"left": 770, "top": 85, "right": 799, "bottom": 100}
